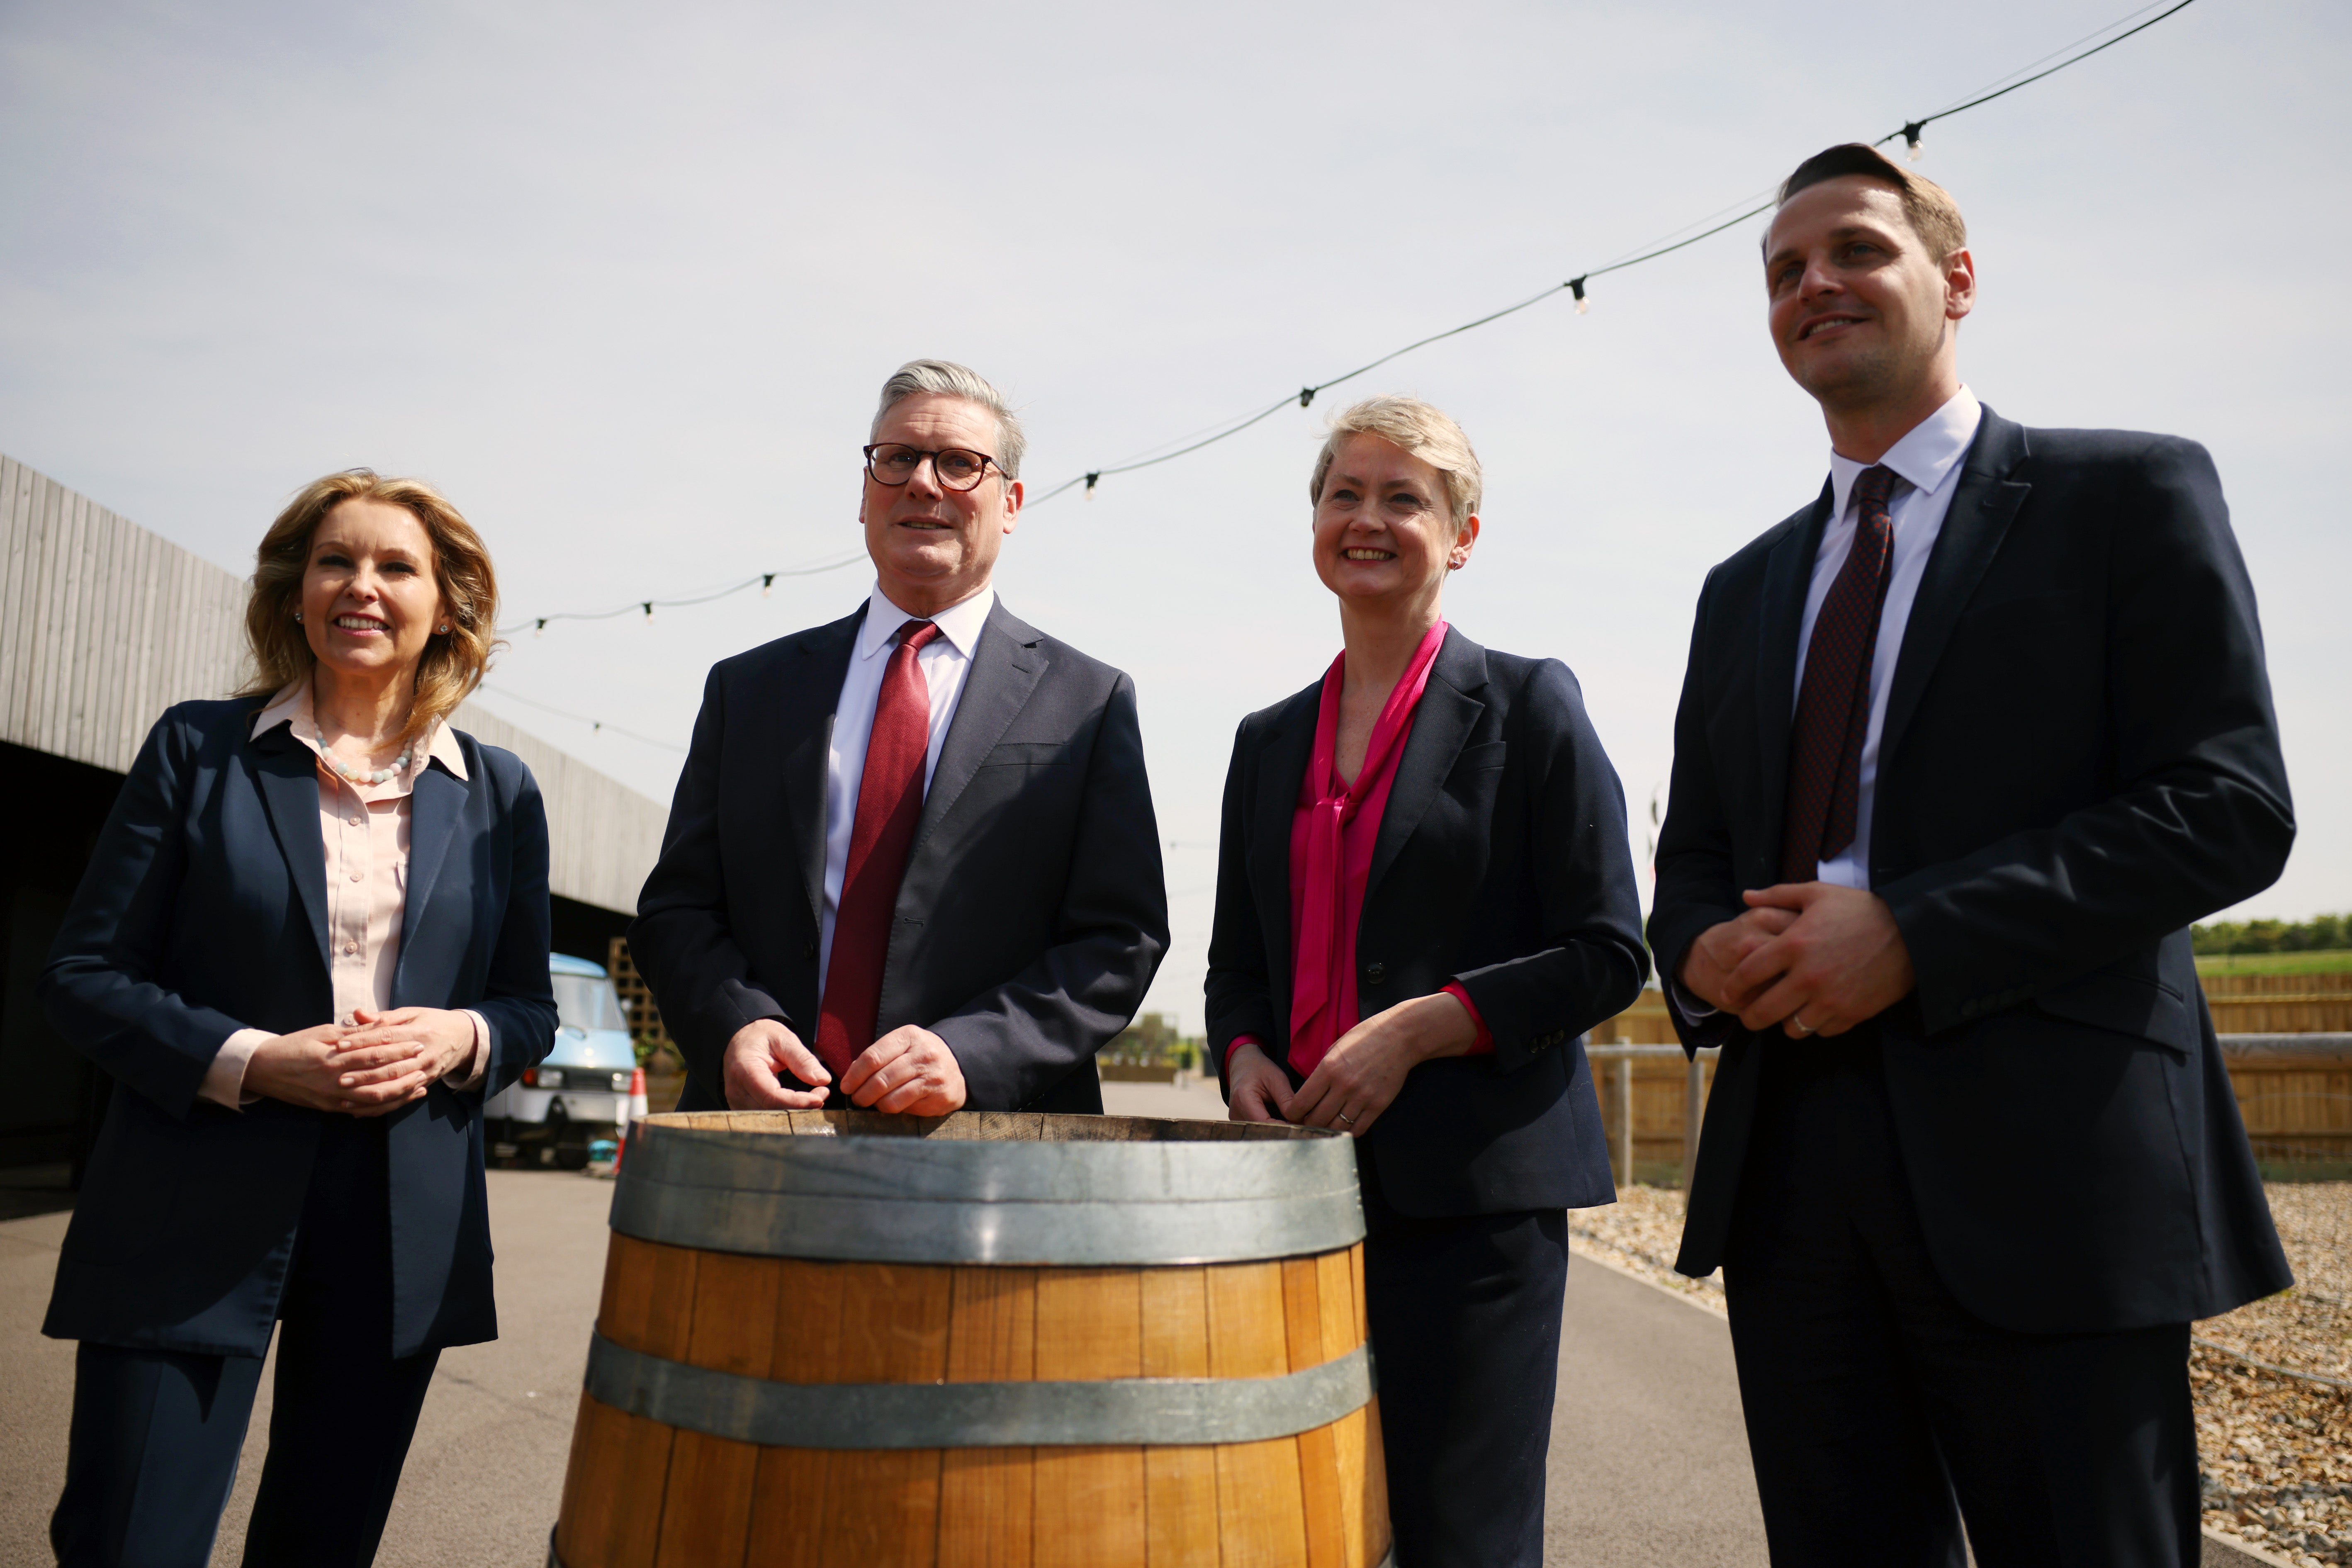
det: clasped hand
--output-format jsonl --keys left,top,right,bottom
{"left": 244, "top": 1007, "right": 477, "bottom": 1115}
{"left": 1228, "top": 990, "right": 1479, "bottom": 1137}
{"left": 723, "top": 1019, "right": 966, "bottom": 1118}
{"left": 1678, "top": 882, "right": 1916, "bottom": 1038}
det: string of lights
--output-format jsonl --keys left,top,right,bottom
{"left": 1026, "top": 0, "right": 2196, "bottom": 510}
{"left": 472, "top": 684, "right": 689, "bottom": 754}
{"left": 482, "top": 0, "right": 2199, "bottom": 754}
{"left": 495, "top": 547, "right": 866, "bottom": 637}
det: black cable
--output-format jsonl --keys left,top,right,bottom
{"left": 1028, "top": 0, "right": 2198, "bottom": 511}
{"left": 474, "top": 0, "right": 2202, "bottom": 748}
{"left": 473, "top": 686, "right": 688, "bottom": 754}
{"left": 1881, "top": 0, "right": 2197, "bottom": 151}
{"left": 494, "top": 549, "right": 865, "bottom": 635}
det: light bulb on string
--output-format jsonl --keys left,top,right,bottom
{"left": 1299, "top": 387, "right": 1316, "bottom": 409}
{"left": 642, "top": 602, "right": 654, "bottom": 624}
{"left": 1902, "top": 122, "right": 1925, "bottom": 162}
{"left": 1084, "top": 472, "right": 1100, "bottom": 501}
{"left": 762, "top": 574, "right": 776, "bottom": 598}
{"left": 534, "top": 619, "right": 546, "bottom": 639}
{"left": 1569, "top": 276, "right": 1589, "bottom": 316}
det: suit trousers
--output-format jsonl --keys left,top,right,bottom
{"left": 1721, "top": 1027, "right": 2200, "bottom": 1567}
{"left": 52, "top": 1116, "right": 443, "bottom": 1568}
{"left": 1361, "top": 1158, "right": 1568, "bottom": 1568}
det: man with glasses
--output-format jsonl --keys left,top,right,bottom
{"left": 632, "top": 359, "right": 1170, "bottom": 1116}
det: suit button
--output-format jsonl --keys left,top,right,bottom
{"left": 1365, "top": 962, "right": 1386, "bottom": 985}
{"left": 805, "top": 939, "right": 818, "bottom": 959}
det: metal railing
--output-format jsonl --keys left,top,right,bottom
{"left": 1586, "top": 1043, "right": 1720, "bottom": 1190}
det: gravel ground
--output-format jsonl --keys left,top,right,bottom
{"left": 1568, "top": 1181, "right": 2352, "bottom": 1566}
{"left": 1567, "top": 1186, "right": 1726, "bottom": 1316}
{"left": 2194, "top": 1182, "right": 2352, "bottom": 1566}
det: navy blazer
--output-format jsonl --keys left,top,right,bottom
{"left": 40, "top": 698, "right": 558, "bottom": 1359}
{"left": 631, "top": 598, "right": 1169, "bottom": 1115}
{"left": 1205, "top": 628, "right": 1650, "bottom": 1217}
{"left": 1650, "top": 408, "right": 2294, "bottom": 1332}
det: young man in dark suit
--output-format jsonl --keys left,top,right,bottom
{"left": 632, "top": 359, "right": 1168, "bottom": 1116}
{"left": 1650, "top": 144, "right": 2294, "bottom": 1565}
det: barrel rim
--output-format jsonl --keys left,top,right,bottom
{"left": 636, "top": 1109, "right": 1351, "bottom": 1143}
{"left": 609, "top": 1109, "right": 1368, "bottom": 1265}
{"left": 608, "top": 1183, "right": 1368, "bottom": 1266}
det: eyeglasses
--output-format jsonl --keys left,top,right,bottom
{"left": 863, "top": 444, "right": 1002, "bottom": 493}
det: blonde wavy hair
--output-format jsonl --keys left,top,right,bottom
{"left": 241, "top": 470, "right": 501, "bottom": 744}
{"left": 1309, "top": 396, "right": 1483, "bottom": 531}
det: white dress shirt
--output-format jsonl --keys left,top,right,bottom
{"left": 1797, "top": 385, "right": 1981, "bottom": 890}
{"left": 817, "top": 582, "right": 996, "bottom": 999}
{"left": 1671, "top": 387, "right": 1981, "bottom": 1024}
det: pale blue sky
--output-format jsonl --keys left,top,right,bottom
{"left": 4, "top": 0, "right": 2344, "bottom": 1031}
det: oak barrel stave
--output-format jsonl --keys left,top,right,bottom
{"left": 555, "top": 1112, "right": 1391, "bottom": 1568}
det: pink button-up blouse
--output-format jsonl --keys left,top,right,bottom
{"left": 200, "top": 682, "right": 490, "bottom": 1109}
{"left": 1230, "top": 622, "right": 1492, "bottom": 1079}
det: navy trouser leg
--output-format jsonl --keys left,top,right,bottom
{"left": 1362, "top": 1167, "right": 1568, "bottom": 1568}
{"left": 51, "top": 1341, "right": 266, "bottom": 1568}
{"left": 1725, "top": 1029, "right": 2200, "bottom": 1568}
{"left": 240, "top": 1115, "right": 441, "bottom": 1568}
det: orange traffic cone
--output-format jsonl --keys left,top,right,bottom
{"left": 616, "top": 1066, "right": 649, "bottom": 1170}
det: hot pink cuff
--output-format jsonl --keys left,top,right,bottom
{"left": 1442, "top": 982, "right": 1495, "bottom": 1055}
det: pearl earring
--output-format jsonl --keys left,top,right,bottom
{"left": 436, "top": 624, "right": 450, "bottom": 634}
{"left": 293, "top": 610, "right": 303, "bottom": 622}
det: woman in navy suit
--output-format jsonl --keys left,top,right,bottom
{"left": 40, "top": 470, "right": 557, "bottom": 1568}
{"left": 1207, "top": 398, "right": 1648, "bottom": 1568}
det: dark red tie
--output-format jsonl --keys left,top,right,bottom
{"left": 814, "top": 619, "right": 943, "bottom": 1077}
{"left": 1781, "top": 465, "right": 1899, "bottom": 882}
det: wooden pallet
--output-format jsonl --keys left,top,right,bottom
{"left": 606, "top": 936, "right": 676, "bottom": 1059}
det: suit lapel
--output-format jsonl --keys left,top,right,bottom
{"left": 1367, "top": 628, "right": 1486, "bottom": 901}
{"left": 783, "top": 610, "right": 863, "bottom": 926}
{"left": 1250, "top": 685, "right": 1321, "bottom": 1033}
{"left": 1880, "top": 408, "right": 2032, "bottom": 766}
{"left": 250, "top": 726, "right": 331, "bottom": 969}
{"left": 400, "top": 762, "right": 466, "bottom": 964}
{"left": 912, "top": 600, "right": 1045, "bottom": 855}
{"left": 1754, "top": 480, "right": 1834, "bottom": 853}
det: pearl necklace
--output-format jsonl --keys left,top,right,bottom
{"left": 323, "top": 748, "right": 412, "bottom": 786}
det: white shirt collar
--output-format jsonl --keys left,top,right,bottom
{"left": 250, "top": 678, "right": 469, "bottom": 781}
{"left": 1828, "top": 385, "right": 1982, "bottom": 519}
{"left": 854, "top": 582, "right": 995, "bottom": 663}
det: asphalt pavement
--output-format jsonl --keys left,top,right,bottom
{"left": 0, "top": 1077, "right": 2285, "bottom": 1565}
{"left": 0, "top": 1077, "right": 1755, "bottom": 1568}
{"left": 0, "top": 1075, "right": 1782, "bottom": 1566}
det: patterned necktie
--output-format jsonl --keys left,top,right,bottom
{"left": 1781, "top": 464, "right": 1899, "bottom": 882}
{"left": 814, "top": 619, "right": 943, "bottom": 1077}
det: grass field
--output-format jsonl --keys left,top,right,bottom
{"left": 2196, "top": 950, "right": 2352, "bottom": 976}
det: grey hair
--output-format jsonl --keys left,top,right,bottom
{"left": 1309, "top": 395, "right": 1483, "bottom": 530}
{"left": 871, "top": 359, "right": 1026, "bottom": 481}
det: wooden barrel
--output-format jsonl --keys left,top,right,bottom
{"left": 552, "top": 1110, "right": 1391, "bottom": 1568}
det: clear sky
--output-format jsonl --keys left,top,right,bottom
{"left": 4, "top": 0, "right": 2344, "bottom": 1032}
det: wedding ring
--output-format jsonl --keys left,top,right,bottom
{"left": 1337, "top": 1111, "right": 1357, "bottom": 1126}
{"left": 1791, "top": 1014, "right": 1815, "bottom": 1036}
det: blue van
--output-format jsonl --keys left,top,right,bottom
{"left": 484, "top": 953, "right": 637, "bottom": 1169}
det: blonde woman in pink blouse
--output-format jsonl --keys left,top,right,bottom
{"left": 41, "top": 470, "right": 558, "bottom": 1568}
{"left": 1206, "top": 398, "right": 1647, "bottom": 1568}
